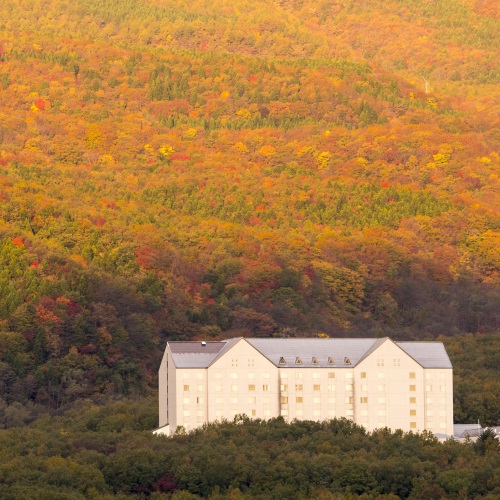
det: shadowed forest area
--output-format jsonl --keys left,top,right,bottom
{"left": 0, "top": 0, "right": 499, "bottom": 496}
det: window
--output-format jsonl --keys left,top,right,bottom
{"left": 248, "top": 372, "right": 255, "bottom": 379}
{"left": 231, "top": 397, "right": 238, "bottom": 404}
{"left": 280, "top": 396, "right": 288, "bottom": 404}
{"left": 361, "top": 384, "right": 368, "bottom": 391}
{"left": 313, "top": 409, "right": 321, "bottom": 417}
{"left": 262, "top": 384, "right": 269, "bottom": 392}
{"left": 360, "top": 397, "right": 368, "bottom": 404}
{"left": 328, "top": 409, "right": 336, "bottom": 416}
{"left": 410, "top": 422, "right": 416, "bottom": 429}
{"left": 313, "top": 372, "right": 321, "bottom": 379}
{"left": 196, "top": 397, "right": 203, "bottom": 404}
{"left": 197, "top": 410, "right": 203, "bottom": 417}
{"left": 231, "top": 384, "right": 238, "bottom": 392}
{"left": 328, "top": 357, "right": 334, "bottom": 365}
{"left": 251, "top": 409, "right": 256, "bottom": 416}
{"left": 248, "top": 397, "right": 256, "bottom": 404}
{"left": 183, "top": 397, "right": 190, "bottom": 404}
{"left": 296, "top": 409, "right": 303, "bottom": 416}
{"left": 295, "top": 357, "right": 302, "bottom": 365}
{"left": 328, "top": 397, "right": 335, "bottom": 404}
{"left": 439, "top": 410, "right": 446, "bottom": 417}
{"left": 282, "top": 410, "right": 288, "bottom": 416}
{"left": 377, "top": 385, "right": 385, "bottom": 392}
{"left": 361, "top": 372, "right": 366, "bottom": 378}
{"left": 313, "top": 384, "right": 321, "bottom": 391}
{"left": 313, "top": 397, "right": 321, "bottom": 404}
{"left": 328, "top": 372, "right": 335, "bottom": 379}
{"left": 377, "top": 358, "right": 384, "bottom": 367}
{"left": 378, "top": 409, "right": 386, "bottom": 416}
{"left": 263, "top": 397, "right": 270, "bottom": 404}
{"left": 280, "top": 384, "right": 288, "bottom": 391}
{"left": 216, "top": 410, "right": 223, "bottom": 417}
{"left": 296, "top": 384, "right": 303, "bottom": 391}
{"left": 439, "top": 422, "right": 447, "bottom": 429}
{"left": 346, "top": 409, "right": 354, "bottom": 416}
{"left": 264, "top": 409, "right": 270, "bottom": 417}
{"left": 216, "top": 372, "right": 223, "bottom": 379}
{"left": 230, "top": 372, "right": 237, "bottom": 379}
{"left": 410, "top": 397, "right": 416, "bottom": 404}
{"left": 393, "top": 358, "right": 400, "bottom": 367}
{"left": 197, "top": 385, "right": 203, "bottom": 392}
{"left": 279, "top": 357, "right": 286, "bottom": 365}
{"left": 440, "top": 385, "right": 446, "bottom": 392}
{"left": 345, "top": 372, "right": 353, "bottom": 379}
{"left": 231, "top": 359, "right": 238, "bottom": 367}
{"left": 377, "top": 397, "right": 385, "bottom": 404}
{"left": 409, "top": 385, "right": 416, "bottom": 392}
{"left": 377, "top": 372, "right": 385, "bottom": 379}
{"left": 426, "top": 385, "right": 432, "bottom": 392}
{"left": 312, "top": 357, "right": 318, "bottom": 365}
{"left": 345, "top": 384, "right": 353, "bottom": 391}
{"left": 296, "top": 372, "right": 303, "bottom": 379}
{"left": 409, "top": 372, "right": 416, "bottom": 379}
{"left": 248, "top": 358, "right": 254, "bottom": 367}
{"left": 281, "top": 372, "right": 288, "bottom": 378}
{"left": 426, "top": 410, "right": 433, "bottom": 417}
{"left": 183, "top": 410, "right": 190, "bottom": 417}
{"left": 263, "top": 373, "right": 270, "bottom": 379}
{"left": 216, "top": 397, "right": 223, "bottom": 404}
{"left": 328, "top": 384, "right": 335, "bottom": 392}
{"left": 410, "top": 409, "right": 416, "bottom": 416}
{"left": 183, "top": 385, "right": 190, "bottom": 392}
{"left": 361, "top": 409, "right": 368, "bottom": 416}
{"left": 183, "top": 372, "right": 189, "bottom": 379}
{"left": 248, "top": 385, "right": 256, "bottom": 391}
{"left": 346, "top": 396, "right": 354, "bottom": 404}
{"left": 296, "top": 397, "right": 303, "bottom": 404}
{"left": 196, "top": 372, "right": 203, "bottom": 379}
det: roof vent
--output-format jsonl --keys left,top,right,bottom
{"left": 327, "top": 357, "right": 334, "bottom": 365}
{"left": 201, "top": 341, "right": 207, "bottom": 346}
{"left": 279, "top": 357, "right": 286, "bottom": 365}
{"left": 344, "top": 357, "right": 351, "bottom": 365}
{"left": 295, "top": 357, "right": 302, "bottom": 365}
{"left": 312, "top": 357, "right": 318, "bottom": 365}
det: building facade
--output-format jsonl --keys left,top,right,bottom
{"left": 155, "top": 337, "right": 453, "bottom": 437}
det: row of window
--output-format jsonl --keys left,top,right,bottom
{"left": 183, "top": 383, "right": 447, "bottom": 393}
{"left": 182, "top": 370, "right": 446, "bottom": 380}
{"left": 278, "top": 357, "right": 352, "bottom": 365}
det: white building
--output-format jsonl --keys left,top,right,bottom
{"left": 155, "top": 337, "right": 453, "bottom": 436}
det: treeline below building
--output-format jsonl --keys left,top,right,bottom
{"left": 0, "top": 399, "right": 499, "bottom": 499}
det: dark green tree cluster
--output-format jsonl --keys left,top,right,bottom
{"left": 1, "top": 399, "right": 499, "bottom": 498}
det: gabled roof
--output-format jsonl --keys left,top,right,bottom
{"left": 395, "top": 341, "right": 453, "bottom": 369}
{"left": 246, "top": 338, "right": 379, "bottom": 368}
{"left": 165, "top": 338, "right": 453, "bottom": 369}
{"left": 167, "top": 341, "right": 226, "bottom": 368}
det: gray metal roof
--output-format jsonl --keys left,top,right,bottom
{"left": 168, "top": 341, "right": 226, "bottom": 368}
{"left": 396, "top": 341, "right": 453, "bottom": 369}
{"left": 166, "top": 338, "right": 453, "bottom": 369}
{"left": 247, "top": 338, "right": 379, "bottom": 367}
{"left": 453, "top": 424, "right": 483, "bottom": 438}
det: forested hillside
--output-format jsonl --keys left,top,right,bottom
{"left": 0, "top": 0, "right": 498, "bottom": 442}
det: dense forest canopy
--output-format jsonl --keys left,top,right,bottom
{"left": 0, "top": 0, "right": 499, "bottom": 494}
{"left": 1, "top": 402, "right": 499, "bottom": 499}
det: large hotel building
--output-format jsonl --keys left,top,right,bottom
{"left": 155, "top": 337, "right": 453, "bottom": 436}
